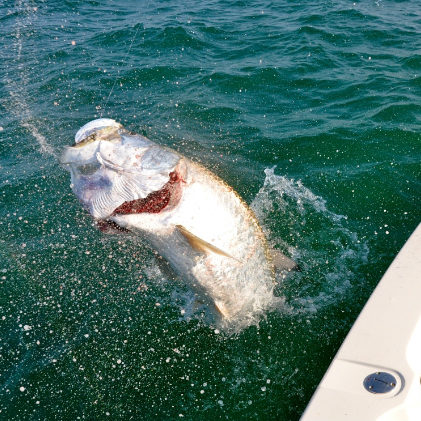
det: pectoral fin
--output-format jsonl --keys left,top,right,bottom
{"left": 176, "top": 225, "right": 236, "bottom": 260}
{"left": 214, "top": 300, "right": 231, "bottom": 319}
{"left": 272, "top": 249, "right": 300, "bottom": 272}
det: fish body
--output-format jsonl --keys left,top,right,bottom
{"left": 62, "top": 119, "right": 293, "bottom": 328}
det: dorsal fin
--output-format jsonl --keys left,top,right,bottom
{"left": 214, "top": 300, "right": 231, "bottom": 319}
{"left": 271, "top": 249, "right": 300, "bottom": 272}
{"left": 176, "top": 225, "right": 236, "bottom": 260}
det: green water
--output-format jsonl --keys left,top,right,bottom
{"left": 0, "top": 1, "right": 420, "bottom": 419}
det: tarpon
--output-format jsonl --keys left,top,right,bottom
{"left": 61, "top": 118, "right": 297, "bottom": 329}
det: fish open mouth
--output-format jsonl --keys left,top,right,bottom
{"left": 112, "top": 171, "right": 183, "bottom": 215}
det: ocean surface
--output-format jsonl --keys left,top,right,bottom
{"left": 1, "top": 0, "right": 420, "bottom": 419}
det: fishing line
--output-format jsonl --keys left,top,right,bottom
{"left": 5, "top": 0, "right": 58, "bottom": 158}
{"left": 100, "top": 21, "right": 143, "bottom": 117}
{"left": 7, "top": 2, "right": 145, "bottom": 157}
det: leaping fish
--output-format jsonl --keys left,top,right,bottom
{"left": 61, "top": 118, "right": 297, "bottom": 329}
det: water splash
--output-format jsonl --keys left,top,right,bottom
{"left": 0, "top": 320, "right": 90, "bottom": 394}
{"left": 251, "top": 167, "right": 369, "bottom": 314}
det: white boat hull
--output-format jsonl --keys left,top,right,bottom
{"left": 301, "top": 224, "right": 421, "bottom": 421}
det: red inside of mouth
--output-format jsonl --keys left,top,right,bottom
{"left": 112, "top": 171, "right": 182, "bottom": 215}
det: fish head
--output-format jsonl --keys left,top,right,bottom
{"left": 61, "top": 119, "right": 184, "bottom": 219}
